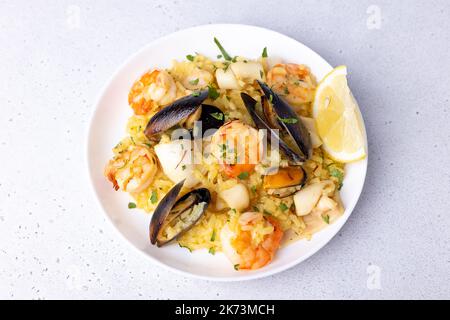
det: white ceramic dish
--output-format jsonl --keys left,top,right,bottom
{"left": 87, "top": 24, "right": 368, "bottom": 281}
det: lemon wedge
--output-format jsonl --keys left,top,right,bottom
{"left": 313, "top": 66, "right": 366, "bottom": 163}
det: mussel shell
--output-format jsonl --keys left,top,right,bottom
{"left": 149, "top": 179, "right": 211, "bottom": 247}
{"left": 264, "top": 166, "right": 307, "bottom": 198}
{"left": 241, "top": 93, "right": 306, "bottom": 164}
{"left": 144, "top": 90, "right": 208, "bottom": 139}
{"left": 257, "top": 81, "right": 312, "bottom": 160}
{"left": 191, "top": 104, "right": 225, "bottom": 138}
{"left": 262, "top": 97, "right": 281, "bottom": 130}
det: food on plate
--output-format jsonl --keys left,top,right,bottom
{"left": 104, "top": 38, "right": 365, "bottom": 271}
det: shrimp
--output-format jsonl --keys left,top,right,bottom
{"left": 128, "top": 70, "right": 177, "bottom": 115}
{"left": 221, "top": 212, "right": 283, "bottom": 270}
{"left": 104, "top": 145, "right": 158, "bottom": 193}
{"left": 266, "top": 63, "right": 316, "bottom": 106}
{"left": 210, "top": 120, "right": 262, "bottom": 178}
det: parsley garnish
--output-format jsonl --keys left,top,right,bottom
{"left": 213, "top": 37, "right": 232, "bottom": 61}
{"left": 217, "top": 54, "right": 222, "bottom": 59}
{"left": 209, "top": 247, "right": 216, "bottom": 255}
{"left": 192, "top": 91, "right": 201, "bottom": 97}
{"left": 329, "top": 167, "right": 344, "bottom": 189}
{"left": 210, "top": 112, "right": 223, "bottom": 120}
{"left": 128, "top": 202, "right": 137, "bottom": 209}
{"left": 277, "top": 116, "right": 298, "bottom": 124}
{"left": 251, "top": 185, "right": 257, "bottom": 194}
{"left": 284, "top": 87, "right": 290, "bottom": 95}
{"left": 186, "top": 54, "right": 195, "bottom": 61}
{"left": 179, "top": 243, "right": 192, "bottom": 252}
{"left": 234, "top": 264, "right": 240, "bottom": 270}
{"left": 262, "top": 47, "right": 268, "bottom": 58}
{"left": 237, "top": 172, "right": 249, "bottom": 180}
{"left": 322, "top": 214, "right": 330, "bottom": 224}
{"left": 181, "top": 164, "right": 186, "bottom": 170}
{"left": 208, "top": 85, "right": 220, "bottom": 100}
{"left": 210, "top": 230, "right": 216, "bottom": 242}
{"left": 150, "top": 191, "right": 158, "bottom": 204}
{"left": 189, "top": 78, "right": 199, "bottom": 85}
{"left": 263, "top": 210, "right": 272, "bottom": 216}
{"left": 260, "top": 70, "right": 264, "bottom": 79}
{"left": 279, "top": 203, "right": 289, "bottom": 212}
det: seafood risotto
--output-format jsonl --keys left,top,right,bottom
{"left": 104, "top": 39, "right": 346, "bottom": 271}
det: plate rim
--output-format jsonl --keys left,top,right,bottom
{"left": 86, "top": 23, "right": 368, "bottom": 282}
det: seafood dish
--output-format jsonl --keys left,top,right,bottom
{"left": 104, "top": 38, "right": 365, "bottom": 271}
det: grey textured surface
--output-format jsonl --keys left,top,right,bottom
{"left": 0, "top": 0, "right": 449, "bottom": 299}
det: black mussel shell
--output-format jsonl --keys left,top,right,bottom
{"left": 144, "top": 90, "right": 208, "bottom": 139}
{"left": 241, "top": 93, "right": 306, "bottom": 164}
{"left": 257, "top": 81, "right": 312, "bottom": 160}
{"left": 149, "top": 180, "right": 211, "bottom": 247}
{"left": 191, "top": 104, "right": 225, "bottom": 138}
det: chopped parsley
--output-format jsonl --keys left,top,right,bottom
{"left": 128, "top": 202, "right": 137, "bottom": 209}
{"left": 329, "top": 167, "right": 344, "bottom": 189}
{"left": 237, "top": 172, "right": 249, "bottom": 180}
{"left": 322, "top": 214, "right": 330, "bottom": 224}
{"left": 263, "top": 209, "right": 272, "bottom": 216}
{"left": 150, "top": 191, "right": 158, "bottom": 204}
{"left": 220, "top": 143, "right": 227, "bottom": 159}
{"left": 210, "top": 230, "right": 216, "bottom": 242}
{"left": 262, "top": 47, "right": 268, "bottom": 58}
{"left": 279, "top": 202, "right": 289, "bottom": 212}
{"left": 208, "top": 85, "right": 220, "bottom": 100}
{"left": 260, "top": 70, "right": 264, "bottom": 79}
{"left": 217, "top": 54, "right": 222, "bottom": 59}
{"left": 269, "top": 94, "right": 273, "bottom": 103}
{"left": 191, "top": 91, "right": 201, "bottom": 97}
{"left": 284, "top": 87, "right": 290, "bottom": 95}
{"left": 277, "top": 116, "right": 298, "bottom": 124}
{"left": 234, "top": 264, "right": 240, "bottom": 270}
{"left": 210, "top": 112, "right": 224, "bottom": 120}
{"left": 179, "top": 243, "right": 192, "bottom": 252}
{"left": 181, "top": 164, "right": 186, "bottom": 171}
{"left": 231, "top": 56, "right": 238, "bottom": 63}
{"left": 251, "top": 185, "right": 257, "bottom": 194}
{"left": 213, "top": 37, "right": 232, "bottom": 61}
{"left": 186, "top": 54, "right": 195, "bottom": 61}
{"left": 209, "top": 247, "right": 216, "bottom": 255}
{"left": 189, "top": 78, "right": 199, "bottom": 85}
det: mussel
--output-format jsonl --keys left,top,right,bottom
{"left": 257, "top": 81, "right": 312, "bottom": 160}
{"left": 240, "top": 81, "right": 312, "bottom": 163}
{"left": 194, "top": 104, "right": 225, "bottom": 137}
{"left": 241, "top": 93, "right": 306, "bottom": 164}
{"left": 263, "top": 166, "right": 307, "bottom": 198}
{"left": 149, "top": 179, "right": 211, "bottom": 247}
{"left": 258, "top": 80, "right": 312, "bottom": 159}
{"left": 144, "top": 90, "right": 225, "bottom": 140}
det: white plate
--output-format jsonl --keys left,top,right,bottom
{"left": 87, "top": 24, "right": 368, "bottom": 281}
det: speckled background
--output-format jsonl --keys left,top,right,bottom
{"left": 0, "top": 0, "right": 449, "bottom": 299}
